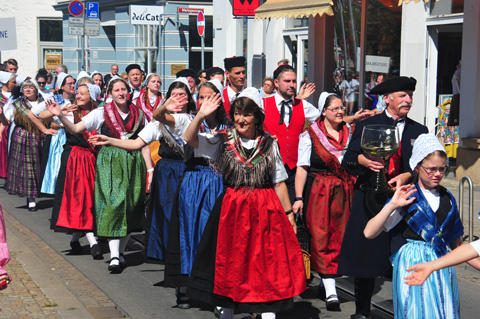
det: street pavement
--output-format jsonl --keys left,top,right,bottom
{"left": 0, "top": 175, "right": 479, "bottom": 318}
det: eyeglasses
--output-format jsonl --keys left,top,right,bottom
{"left": 37, "top": 82, "right": 46, "bottom": 85}
{"left": 421, "top": 166, "right": 447, "bottom": 175}
{"left": 325, "top": 106, "right": 346, "bottom": 113}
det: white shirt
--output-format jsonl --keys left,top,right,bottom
{"left": 297, "top": 131, "right": 312, "bottom": 167}
{"left": 470, "top": 239, "right": 480, "bottom": 257}
{"left": 224, "top": 85, "right": 243, "bottom": 104}
{"left": 195, "top": 131, "right": 288, "bottom": 184}
{"left": 137, "top": 120, "right": 182, "bottom": 145}
{"left": 385, "top": 109, "right": 406, "bottom": 139}
{"left": 261, "top": 92, "right": 320, "bottom": 127}
{"left": 383, "top": 187, "right": 441, "bottom": 232}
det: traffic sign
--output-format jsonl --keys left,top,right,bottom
{"left": 197, "top": 11, "right": 205, "bottom": 37}
{"left": 86, "top": 2, "right": 99, "bottom": 19}
{"left": 85, "top": 19, "right": 100, "bottom": 36}
{"left": 69, "top": 1, "right": 84, "bottom": 17}
{"left": 68, "top": 16, "right": 84, "bottom": 35}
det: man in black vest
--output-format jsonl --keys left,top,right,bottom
{"left": 338, "top": 76, "right": 428, "bottom": 319}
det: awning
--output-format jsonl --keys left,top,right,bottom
{"left": 254, "top": 0, "right": 334, "bottom": 20}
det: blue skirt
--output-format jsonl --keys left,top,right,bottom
{"left": 393, "top": 240, "right": 460, "bottom": 319}
{"left": 41, "top": 129, "right": 66, "bottom": 194}
{"left": 146, "top": 158, "right": 185, "bottom": 260}
{"left": 178, "top": 165, "right": 224, "bottom": 275}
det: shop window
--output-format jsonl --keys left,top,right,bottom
{"left": 134, "top": 24, "right": 159, "bottom": 74}
{"left": 39, "top": 19, "right": 62, "bottom": 42}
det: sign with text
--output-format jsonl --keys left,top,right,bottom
{"left": 85, "top": 19, "right": 100, "bottom": 36}
{"left": 171, "top": 64, "right": 186, "bottom": 76}
{"left": 365, "top": 55, "right": 391, "bottom": 73}
{"left": 46, "top": 54, "right": 62, "bottom": 70}
{"left": 129, "top": 5, "right": 164, "bottom": 25}
{"left": 86, "top": 2, "right": 99, "bottom": 19}
{"left": 177, "top": 7, "right": 203, "bottom": 14}
{"left": 68, "top": 16, "right": 84, "bottom": 35}
{"left": 233, "top": 0, "right": 260, "bottom": 16}
{"left": 0, "top": 18, "right": 17, "bottom": 51}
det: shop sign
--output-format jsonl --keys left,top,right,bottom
{"left": 46, "top": 54, "right": 62, "bottom": 70}
{"left": 177, "top": 7, "right": 203, "bottom": 14}
{"left": 233, "top": 0, "right": 260, "bottom": 16}
{"left": 365, "top": 55, "right": 391, "bottom": 73}
{"left": 0, "top": 18, "right": 17, "bottom": 51}
{"left": 171, "top": 64, "right": 186, "bottom": 75}
{"left": 129, "top": 5, "right": 164, "bottom": 25}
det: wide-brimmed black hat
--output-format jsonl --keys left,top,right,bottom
{"left": 125, "top": 64, "right": 142, "bottom": 74}
{"left": 273, "top": 64, "right": 295, "bottom": 79}
{"left": 370, "top": 76, "right": 417, "bottom": 95}
{"left": 176, "top": 68, "right": 195, "bottom": 78}
{"left": 224, "top": 56, "right": 246, "bottom": 70}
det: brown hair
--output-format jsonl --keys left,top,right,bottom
{"left": 107, "top": 78, "right": 129, "bottom": 94}
{"left": 229, "top": 97, "right": 265, "bottom": 131}
{"left": 198, "top": 81, "right": 227, "bottom": 123}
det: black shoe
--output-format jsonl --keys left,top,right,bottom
{"left": 108, "top": 257, "right": 122, "bottom": 274}
{"left": 119, "top": 253, "right": 127, "bottom": 268}
{"left": 91, "top": 244, "right": 103, "bottom": 260}
{"left": 70, "top": 241, "right": 83, "bottom": 255}
{"left": 28, "top": 205, "right": 37, "bottom": 212}
{"left": 326, "top": 294, "right": 340, "bottom": 311}
{"left": 176, "top": 292, "right": 191, "bottom": 309}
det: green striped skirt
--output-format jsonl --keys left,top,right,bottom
{"left": 94, "top": 146, "right": 146, "bottom": 237}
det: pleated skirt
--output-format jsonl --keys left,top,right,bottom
{"left": 40, "top": 129, "right": 66, "bottom": 194}
{"left": 145, "top": 158, "right": 185, "bottom": 261}
{"left": 0, "top": 125, "right": 8, "bottom": 178}
{"left": 393, "top": 240, "right": 460, "bottom": 319}
{"left": 94, "top": 146, "right": 146, "bottom": 238}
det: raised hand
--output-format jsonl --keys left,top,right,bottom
{"left": 297, "top": 83, "right": 316, "bottom": 100}
{"left": 61, "top": 104, "right": 78, "bottom": 116}
{"left": 353, "top": 108, "right": 375, "bottom": 122}
{"left": 45, "top": 99, "right": 62, "bottom": 117}
{"left": 389, "top": 184, "right": 416, "bottom": 209}
{"left": 163, "top": 93, "right": 188, "bottom": 113}
{"left": 198, "top": 93, "right": 221, "bottom": 117}
{"left": 89, "top": 134, "right": 110, "bottom": 146}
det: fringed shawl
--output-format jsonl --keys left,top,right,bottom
{"left": 218, "top": 128, "right": 276, "bottom": 190}
{"left": 136, "top": 88, "right": 162, "bottom": 121}
{"left": 158, "top": 121, "right": 184, "bottom": 157}
{"left": 12, "top": 96, "right": 46, "bottom": 136}
{"left": 401, "top": 184, "right": 463, "bottom": 256}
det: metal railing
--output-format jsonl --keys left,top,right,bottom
{"left": 459, "top": 176, "right": 476, "bottom": 243}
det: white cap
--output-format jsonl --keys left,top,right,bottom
{"left": 173, "top": 77, "right": 190, "bottom": 88}
{"left": 85, "top": 83, "right": 101, "bottom": 101}
{"left": 0, "top": 71, "right": 12, "bottom": 84}
{"left": 409, "top": 133, "right": 447, "bottom": 170}
{"left": 16, "top": 75, "right": 28, "bottom": 86}
{"left": 318, "top": 91, "right": 334, "bottom": 114}
{"left": 208, "top": 78, "right": 224, "bottom": 97}
{"left": 238, "top": 87, "right": 262, "bottom": 109}
{"left": 55, "top": 72, "right": 71, "bottom": 90}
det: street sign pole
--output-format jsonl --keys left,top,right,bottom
{"left": 197, "top": 11, "right": 205, "bottom": 70}
{"left": 81, "top": 1, "right": 85, "bottom": 71}
{"left": 201, "top": 35, "right": 204, "bottom": 70}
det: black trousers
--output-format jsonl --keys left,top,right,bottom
{"left": 354, "top": 277, "right": 375, "bottom": 317}
{"left": 284, "top": 165, "right": 296, "bottom": 206}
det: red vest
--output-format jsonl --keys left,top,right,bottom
{"left": 263, "top": 95, "right": 305, "bottom": 169}
{"left": 223, "top": 87, "right": 231, "bottom": 119}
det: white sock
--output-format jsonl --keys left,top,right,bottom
{"left": 222, "top": 308, "right": 234, "bottom": 319}
{"left": 28, "top": 199, "right": 36, "bottom": 208}
{"left": 71, "top": 232, "right": 82, "bottom": 242}
{"left": 322, "top": 278, "right": 337, "bottom": 297}
{"left": 85, "top": 232, "right": 98, "bottom": 247}
{"left": 262, "top": 313, "right": 276, "bottom": 319}
{"left": 108, "top": 238, "right": 120, "bottom": 265}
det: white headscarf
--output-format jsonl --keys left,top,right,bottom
{"left": 409, "top": 133, "right": 447, "bottom": 170}
{"left": 208, "top": 78, "right": 224, "bottom": 97}
{"left": 55, "top": 72, "right": 71, "bottom": 90}
{"left": 317, "top": 91, "right": 334, "bottom": 114}
{"left": 0, "top": 71, "right": 12, "bottom": 84}
{"left": 16, "top": 75, "right": 29, "bottom": 86}
{"left": 238, "top": 87, "right": 262, "bottom": 110}
{"left": 173, "top": 77, "right": 190, "bottom": 88}
{"left": 85, "top": 83, "right": 101, "bottom": 101}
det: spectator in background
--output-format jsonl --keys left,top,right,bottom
{"left": 260, "top": 77, "right": 275, "bottom": 98}
{"left": 176, "top": 69, "right": 196, "bottom": 94}
{"left": 278, "top": 58, "right": 290, "bottom": 66}
{"left": 104, "top": 64, "right": 119, "bottom": 84}
{"left": 36, "top": 69, "right": 54, "bottom": 99}
{"left": 205, "top": 67, "right": 224, "bottom": 85}
{"left": 5, "top": 59, "right": 18, "bottom": 73}
{"left": 197, "top": 69, "right": 207, "bottom": 85}
{"left": 120, "top": 72, "right": 128, "bottom": 82}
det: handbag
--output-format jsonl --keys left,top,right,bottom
{"left": 295, "top": 213, "right": 311, "bottom": 279}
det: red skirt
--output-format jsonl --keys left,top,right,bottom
{"left": 56, "top": 146, "right": 96, "bottom": 230}
{"left": 306, "top": 172, "right": 354, "bottom": 275}
{"left": 213, "top": 187, "right": 307, "bottom": 303}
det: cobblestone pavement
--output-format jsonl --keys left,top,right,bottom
{"left": 0, "top": 208, "right": 127, "bottom": 319}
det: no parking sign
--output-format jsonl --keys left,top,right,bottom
{"left": 69, "top": 1, "right": 84, "bottom": 17}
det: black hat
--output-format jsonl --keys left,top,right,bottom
{"left": 125, "top": 64, "right": 142, "bottom": 74}
{"left": 176, "top": 68, "right": 195, "bottom": 78}
{"left": 206, "top": 67, "right": 224, "bottom": 79}
{"left": 224, "top": 56, "right": 246, "bottom": 70}
{"left": 369, "top": 76, "right": 417, "bottom": 95}
{"left": 273, "top": 64, "right": 295, "bottom": 79}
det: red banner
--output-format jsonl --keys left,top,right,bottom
{"left": 233, "top": 0, "right": 260, "bottom": 16}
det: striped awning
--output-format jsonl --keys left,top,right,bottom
{"left": 254, "top": 0, "right": 334, "bottom": 20}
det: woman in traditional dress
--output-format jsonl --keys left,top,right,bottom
{"left": 90, "top": 79, "right": 195, "bottom": 265}
{"left": 46, "top": 78, "right": 149, "bottom": 273}
{"left": 1, "top": 80, "right": 50, "bottom": 211}
{"left": 292, "top": 92, "right": 357, "bottom": 311}
{"left": 49, "top": 83, "right": 102, "bottom": 259}
{"left": 0, "top": 200, "right": 12, "bottom": 290}
{"left": 36, "top": 70, "right": 54, "bottom": 99}
{"left": 0, "top": 71, "right": 16, "bottom": 182}
{"left": 137, "top": 73, "right": 163, "bottom": 164}
{"left": 364, "top": 133, "right": 480, "bottom": 319}
{"left": 155, "top": 80, "right": 228, "bottom": 309}
{"left": 184, "top": 88, "right": 306, "bottom": 319}
{"left": 29, "top": 73, "right": 75, "bottom": 195}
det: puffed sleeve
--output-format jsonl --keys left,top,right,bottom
{"left": 82, "top": 107, "right": 105, "bottom": 132}
{"left": 297, "top": 131, "right": 312, "bottom": 167}
{"left": 272, "top": 141, "right": 288, "bottom": 183}
{"left": 138, "top": 121, "right": 163, "bottom": 145}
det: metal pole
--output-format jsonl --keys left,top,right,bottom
{"left": 334, "top": 28, "right": 340, "bottom": 70}
{"left": 347, "top": 0, "right": 357, "bottom": 70}
{"left": 459, "top": 176, "right": 475, "bottom": 243}
{"left": 358, "top": 0, "right": 367, "bottom": 110}
{"left": 337, "top": 0, "right": 349, "bottom": 74}
{"left": 157, "top": 15, "right": 162, "bottom": 76}
{"left": 201, "top": 34, "right": 205, "bottom": 69}
{"left": 81, "top": 1, "right": 85, "bottom": 71}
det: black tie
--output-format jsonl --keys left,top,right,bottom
{"left": 394, "top": 118, "right": 405, "bottom": 126}
{"left": 279, "top": 100, "right": 292, "bottom": 125}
